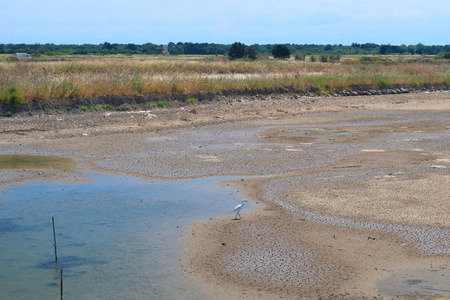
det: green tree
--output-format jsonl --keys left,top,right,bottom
{"left": 398, "top": 44, "right": 408, "bottom": 54}
{"left": 102, "top": 42, "right": 113, "bottom": 50}
{"left": 126, "top": 43, "right": 138, "bottom": 51}
{"left": 272, "top": 44, "right": 291, "bottom": 59}
{"left": 247, "top": 46, "right": 257, "bottom": 60}
{"left": 416, "top": 43, "right": 426, "bottom": 55}
{"left": 319, "top": 53, "right": 329, "bottom": 62}
{"left": 228, "top": 42, "right": 247, "bottom": 60}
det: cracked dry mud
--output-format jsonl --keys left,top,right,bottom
{"left": 223, "top": 224, "right": 337, "bottom": 288}
{"left": 1, "top": 91, "right": 449, "bottom": 299}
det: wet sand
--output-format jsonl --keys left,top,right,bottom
{"left": 1, "top": 91, "right": 449, "bottom": 299}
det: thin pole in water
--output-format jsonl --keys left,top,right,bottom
{"left": 60, "top": 269, "right": 63, "bottom": 300}
{"left": 52, "top": 217, "right": 58, "bottom": 263}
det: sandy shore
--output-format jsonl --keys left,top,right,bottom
{"left": 1, "top": 91, "right": 449, "bottom": 299}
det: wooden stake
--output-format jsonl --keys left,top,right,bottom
{"left": 60, "top": 269, "right": 63, "bottom": 300}
{"left": 52, "top": 217, "right": 58, "bottom": 263}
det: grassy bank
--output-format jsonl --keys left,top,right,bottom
{"left": 1, "top": 55, "right": 449, "bottom": 104}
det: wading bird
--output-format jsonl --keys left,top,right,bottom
{"left": 233, "top": 200, "right": 248, "bottom": 220}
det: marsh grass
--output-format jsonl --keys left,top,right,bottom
{"left": 0, "top": 55, "right": 448, "bottom": 102}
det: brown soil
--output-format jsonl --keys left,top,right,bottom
{"left": 1, "top": 91, "right": 449, "bottom": 299}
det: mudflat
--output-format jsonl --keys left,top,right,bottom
{"left": 1, "top": 91, "right": 449, "bottom": 299}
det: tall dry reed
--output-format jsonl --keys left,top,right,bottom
{"left": 0, "top": 56, "right": 448, "bottom": 101}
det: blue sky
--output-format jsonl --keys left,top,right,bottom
{"left": 1, "top": 0, "right": 449, "bottom": 45}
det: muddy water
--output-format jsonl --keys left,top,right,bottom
{"left": 0, "top": 173, "right": 249, "bottom": 300}
{"left": 376, "top": 267, "right": 450, "bottom": 299}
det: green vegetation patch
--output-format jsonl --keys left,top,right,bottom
{"left": 371, "top": 76, "right": 392, "bottom": 88}
{"left": 157, "top": 100, "right": 167, "bottom": 107}
{"left": 359, "top": 56, "right": 394, "bottom": 64}
{"left": 1, "top": 86, "right": 26, "bottom": 107}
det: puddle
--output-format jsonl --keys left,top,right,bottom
{"left": 288, "top": 129, "right": 353, "bottom": 144}
{"left": 261, "top": 127, "right": 354, "bottom": 144}
{"left": 291, "top": 129, "right": 353, "bottom": 138}
{"left": 0, "top": 154, "right": 76, "bottom": 171}
{"left": 0, "top": 173, "right": 250, "bottom": 300}
{"left": 377, "top": 267, "right": 450, "bottom": 299}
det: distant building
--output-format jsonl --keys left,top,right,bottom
{"left": 14, "top": 53, "right": 32, "bottom": 59}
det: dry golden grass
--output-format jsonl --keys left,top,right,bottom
{"left": 0, "top": 55, "right": 448, "bottom": 101}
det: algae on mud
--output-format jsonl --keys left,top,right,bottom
{"left": 0, "top": 154, "right": 76, "bottom": 171}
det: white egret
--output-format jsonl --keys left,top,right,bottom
{"left": 233, "top": 200, "right": 248, "bottom": 220}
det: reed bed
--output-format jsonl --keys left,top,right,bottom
{"left": 1, "top": 56, "right": 449, "bottom": 102}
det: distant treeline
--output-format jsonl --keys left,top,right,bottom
{"left": 1, "top": 42, "right": 449, "bottom": 56}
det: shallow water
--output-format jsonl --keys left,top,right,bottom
{"left": 0, "top": 173, "right": 248, "bottom": 300}
{"left": 291, "top": 128, "right": 353, "bottom": 138}
{"left": 281, "top": 128, "right": 353, "bottom": 143}
{"left": 376, "top": 267, "right": 450, "bottom": 299}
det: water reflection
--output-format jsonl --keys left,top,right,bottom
{"left": 0, "top": 173, "right": 247, "bottom": 300}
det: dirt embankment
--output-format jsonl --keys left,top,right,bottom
{"left": 1, "top": 83, "right": 448, "bottom": 115}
